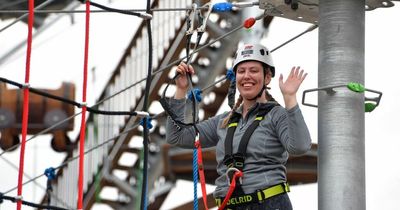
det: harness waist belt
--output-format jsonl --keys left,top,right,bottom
{"left": 215, "top": 182, "right": 290, "bottom": 207}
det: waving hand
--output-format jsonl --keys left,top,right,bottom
{"left": 279, "top": 66, "right": 307, "bottom": 109}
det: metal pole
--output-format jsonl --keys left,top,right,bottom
{"left": 318, "top": 0, "right": 365, "bottom": 210}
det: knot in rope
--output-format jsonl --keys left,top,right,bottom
{"left": 44, "top": 167, "right": 56, "bottom": 180}
{"left": 187, "top": 88, "right": 202, "bottom": 102}
{"left": 226, "top": 68, "right": 236, "bottom": 82}
{"left": 140, "top": 116, "right": 153, "bottom": 130}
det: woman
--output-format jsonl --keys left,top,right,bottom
{"left": 166, "top": 43, "right": 311, "bottom": 210}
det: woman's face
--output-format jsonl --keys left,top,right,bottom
{"left": 236, "top": 61, "right": 271, "bottom": 100}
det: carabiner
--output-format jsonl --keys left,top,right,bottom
{"left": 225, "top": 167, "right": 243, "bottom": 184}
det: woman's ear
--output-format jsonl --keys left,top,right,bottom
{"left": 264, "top": 70, "right": 272, "bottom": 85}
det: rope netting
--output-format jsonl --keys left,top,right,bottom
{"left": 0, "top": 1, "right": 317, "bottom": 209}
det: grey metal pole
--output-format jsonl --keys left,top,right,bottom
{"left": 318, "top": 0, "right": 366, "bottom": 210}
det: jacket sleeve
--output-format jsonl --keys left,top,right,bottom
{"left": 273, "top": 104, "right": 312, "bottom": 155}
{"left": 165, "top": 98, "right": 222, "bottom": 149}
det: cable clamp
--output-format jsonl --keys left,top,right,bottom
{"left": 140, "top": 13, "right": 153, "bottom": 20}
{"left": 21, "top": 83, "right": 30, "bottom": 89}
{"left": 135, "top": 111, "right": 150, "bottom": 117}
{"left": 14, "top": 195, "right": 23, "bottom": 201}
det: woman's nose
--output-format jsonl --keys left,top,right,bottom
{"left": 243, "top": 70, "right": 251, "bottom": 79}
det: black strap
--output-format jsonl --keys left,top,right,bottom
{"left": 223, "top": 103, "right": 277, "bottom": 170}
{"left": 224, "top": 112, "right": 241, "bottom": 163}
{"left": 159, "top": 75, "right": 196, "bottom": 128}
{"left": 237, "top": 104, "right": 276, "bottom": 156}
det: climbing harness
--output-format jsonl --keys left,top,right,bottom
{"left": 220, "top": 103, "right": 278, "bottom": 207}
{"left": 215, "top": 182, "right": 290, "bottom": 208}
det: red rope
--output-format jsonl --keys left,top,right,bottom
{"left": 77, "top": 1, "right": 90, "bottom": 209}
{"left": 195, "top": 140, "right": 209, "bottom": 210}
{"left": 16, "top": 0, "right": 34, "bottom": 209}
{"left": 218, "top": 171, "right": 243, "bottom": 210}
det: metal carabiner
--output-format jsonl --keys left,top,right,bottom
{"left": 186, "top": 3, "right": 197, "bottom": 36}
{"left": 197, "top": 2, "right": 213, "bottom": 33}
{"left": 225, "top": 167, "right": 243, "bottom": 185}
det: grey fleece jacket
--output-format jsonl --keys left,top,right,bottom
{"left": 166, "top": 98, "right": 311, "bottom": 198}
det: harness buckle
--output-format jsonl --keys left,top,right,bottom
{"left": 232, "top": 153, "right": 245, "bottom": 170}
{"left": 223, "top": 155, "right": 234, "bottom": 168}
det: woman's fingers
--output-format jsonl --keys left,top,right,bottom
{"left": 289, "top": 67, "right": 295, "bottom": 78}
{"left": 177, "top": 62, "right": 195, "bottom": 75}
{"left": 298, "top": 69, "right": 304, "bottom": 79}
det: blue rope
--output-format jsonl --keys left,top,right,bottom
{"left": 226, "top": 68, "right": 236, "bottom": 82}
{"left": 140, "top": 116, "right": 153, "bottom": 129}
{"left": 193, "top": 148, "right": 199, "bottom": 210}
{"left": 44, "top": 167, "right": 56, "bottom": 180}
{"left": 187, "top": 88, "right": 202, "bottom": 102}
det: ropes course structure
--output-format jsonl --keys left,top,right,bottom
{"left": 0, "top": 0, "right": 395, "bottom": 209}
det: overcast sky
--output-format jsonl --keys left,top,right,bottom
{"left": 1, "top": 0, "right": 399, "bottom": 210}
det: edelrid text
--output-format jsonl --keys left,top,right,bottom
{"left": 227, "top": 195, "right": 253, "bottom": 205}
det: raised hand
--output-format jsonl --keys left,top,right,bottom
{"left": 174, "top": 62, "right": 195, "bottom": 99}
{"left": 279, "top": 66, "right": 307, "bottom": 109}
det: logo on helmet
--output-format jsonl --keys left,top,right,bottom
{"left": 241, "top": 50, "right": 253, "bottom": 57}
{"left": 244, "top": 45, "right": 253, "bottom": 50}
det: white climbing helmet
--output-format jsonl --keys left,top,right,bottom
{"left": 232, "top": 43, "right": 275, "bottom": 77}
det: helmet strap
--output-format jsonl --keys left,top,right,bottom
{"left": 248, "top": 84, "right": 266, "bottom": 101}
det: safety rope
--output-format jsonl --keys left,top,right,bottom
{"left": 15, "top": 0, "right": 34, "bottom": 209}
{"left": 76, "top": 1, "right": 90, "bottom": 209}
{"left": 0, "top": 78, "right": 148, "bottom": 117}
{"left": 184, "top": 6, "right": 203, "bottom": 209}
{"left": 0, "top": 193, "right": 69, "bottom": 210}
{"left": 218, "top": 170, "right": 243, "bottom": 210}
{"left": 139, "top": 0, "right": 153, "bottom": 208}
{"left": 75, "top": 0, "right": 151, "bottom": 19}
{"left": 195, "top": 139, "right": 208, "bottom": 210}
{"left": 135, "top": 147, "right": 144, "bottom": 210}
{"left": 192, "top": 142, "right": 199, "bottom": 210}
{"left": 0, "top": 6, "right": 213, "bottom": 14}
